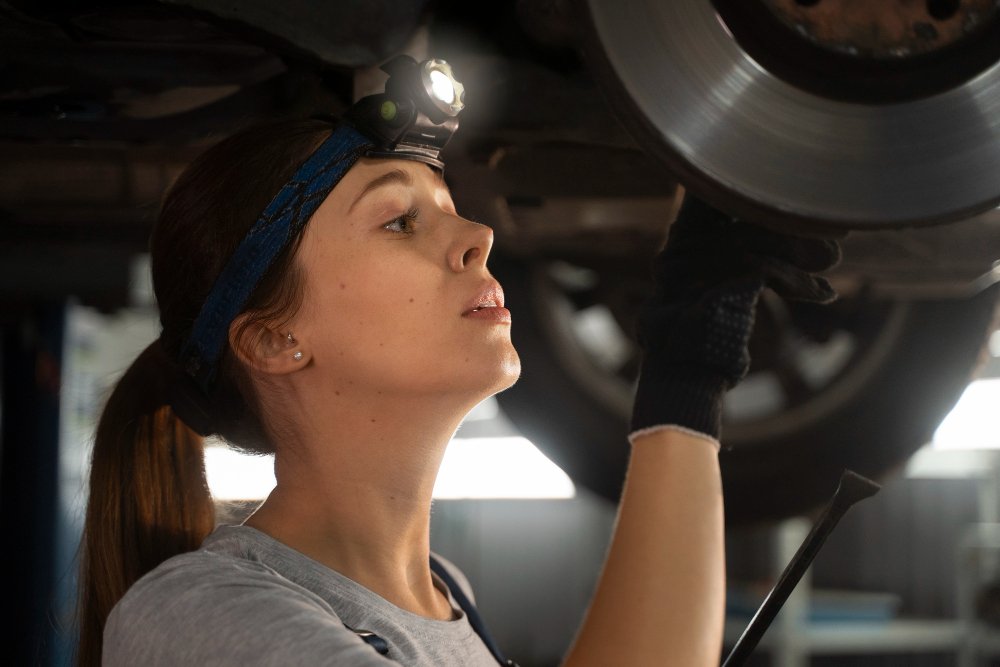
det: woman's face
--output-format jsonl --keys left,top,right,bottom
{"left": 290, "top": 157, "right": 520, "bottom": 400}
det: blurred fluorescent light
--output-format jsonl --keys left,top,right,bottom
{"left": 905, "top": 445, "right": 998, "bottom": 479}
{"left": 463, "top": 396, "right": 499, "bottom": 422}
{"left": 204, "top": 446, "right": 276, "bottom": 501}
{"left": 433, "top": 437, "right": 576, "bottom": 499}
{"left": 205, "top": 435, "right": 575, "bottom": 501}
{"left": 932, "top": 379, "right": 1000, "bottom": 450}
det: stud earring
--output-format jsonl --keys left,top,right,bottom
{"left": 293, "top": 351, "right": 303, "bottom": 361}
{"left": 286, "top": 332, "right": 297, "bottom": 345}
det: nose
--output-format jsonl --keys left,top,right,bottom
{"left": 448, "top": 216, "right": 494, "bottom": 272}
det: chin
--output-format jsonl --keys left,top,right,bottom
{"left": 490, "top": 363, "right": 521, "bottom": 396}
{"left": 474, "top": 348, "right": 522, "bottom": 397}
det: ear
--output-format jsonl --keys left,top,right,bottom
{"left": 228, "top": 314, "right": 309, "bottom": 377}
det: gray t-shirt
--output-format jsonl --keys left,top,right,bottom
{"left": 103, "top": 524, "right": 499, "bottom": 666}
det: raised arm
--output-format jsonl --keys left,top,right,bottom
{"left": 562, "top": 195, "right": 842, "bottom": 667}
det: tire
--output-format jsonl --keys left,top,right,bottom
{"left": 491, "top": 252, "right": 999, "bottom": 524}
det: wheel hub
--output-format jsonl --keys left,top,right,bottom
{"left": 581, "top": 0, "right": 1000, "bottom": 229}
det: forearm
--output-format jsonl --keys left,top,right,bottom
{"left": 562, "top": 429, "right": 725, "bottom": 667}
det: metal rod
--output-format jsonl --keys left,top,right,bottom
{"left": 721, "top": 469, "right": 881, "bottom": 667}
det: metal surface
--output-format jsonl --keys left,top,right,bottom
{"left": 722, "top": 470, "right": 882, "bottom": 665}
{"left": 583, "top": 0, "right": 1000, "bottom": 229}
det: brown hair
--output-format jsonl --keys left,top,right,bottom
{"left": 76, "top": 119, "right": 334, "bottom": 666}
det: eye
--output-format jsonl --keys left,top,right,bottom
{"left": 383, "top": 207, "right": 419, "bottom": 234}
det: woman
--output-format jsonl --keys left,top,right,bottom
{"left": 77, "top": 58, "right": 839, "bottom": 666}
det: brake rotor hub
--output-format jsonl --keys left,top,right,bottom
{"left": 582, "top": 0, "right": 1000, "bottom": 229}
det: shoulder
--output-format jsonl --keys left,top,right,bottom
{"left": 110, "top": 547, "right": 329, "bottom": 615}
{"left": 103, "top": 549, "right": 391, "bottom": 666}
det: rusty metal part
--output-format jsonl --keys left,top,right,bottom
{"left": 762, "top": 0, "right": 999, "bottom": 59}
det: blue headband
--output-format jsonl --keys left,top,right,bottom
{"left": 178, "top": 124, "right": 373, "bottom": 390}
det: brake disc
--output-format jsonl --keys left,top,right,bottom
{"left": 581, "top": 0, "right": 1000, "bottom": 230}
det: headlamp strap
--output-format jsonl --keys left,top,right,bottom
{"left": 179, "top": 124, "right": 373, "bottom": 391}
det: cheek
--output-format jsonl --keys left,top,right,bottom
{"left": 297, "top": 236, "right": 499, "bottom": 386}
{"left": 295, "top": 228, "right": 430, "bottom": 366}
{"left": 307, "top": 260, "right": 449, "bottom": 359}
{"left": 305, "top": 268, "right": 519, "bottom": 393}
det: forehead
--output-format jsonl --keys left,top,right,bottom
{"left": 337, "top": 157, "right": 443, "bottom": 197}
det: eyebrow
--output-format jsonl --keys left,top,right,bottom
{"left": 348, "top": 169, "right": 413, "bottom": 212}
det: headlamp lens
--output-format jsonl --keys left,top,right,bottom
{"left": 430, "top": 70, "right": 455, "bottom": 104}
{"left": 419, "top": 59, "right": 464, "bottom": 118}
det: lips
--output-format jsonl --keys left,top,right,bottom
{"left": 462, "top": 282, "right": 505, "bottom": 315}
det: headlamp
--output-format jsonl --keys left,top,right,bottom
{"left": 345, "top": 55, "right": 465, "bottom": 170}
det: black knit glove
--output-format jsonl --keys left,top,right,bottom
{"left": 628, "top": 195, "right": 842, "bottom": 447}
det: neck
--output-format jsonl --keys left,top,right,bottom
{"left": 243, "top": 384, "right": 475, "bottom": 620}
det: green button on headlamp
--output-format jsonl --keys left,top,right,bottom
{"left": 379, "top": 100, "right": 398, "bottom": 122}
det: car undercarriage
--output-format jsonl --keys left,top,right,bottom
{"left": 3, "top": 0, "right": 999, "bottom": 523}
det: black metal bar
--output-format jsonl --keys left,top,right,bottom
{"left": 722, "top": 469, "right": 881, "bottom": 666}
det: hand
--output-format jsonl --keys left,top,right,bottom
{"left": 628, "top": 194, "right": 842, "bottom": 447}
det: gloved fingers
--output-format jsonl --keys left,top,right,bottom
{"left": 635, "top": 275, "right": 764, "bottom": 380}
{"left": 667, "top": 217, "right": 842, "bottom": 274}
{"left": 651, "top": 240, "right": 840, "bottom": 305}
{"left": 751, "top": 255, "right": 839, "bottom": 303}
{"left": 732, "top": 223, "right": 842, "bottom": 273}
{"left": 664, "top": 195, "right": 843, "bottom": 273}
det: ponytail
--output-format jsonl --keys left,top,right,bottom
{"left": 75, "top": 118, "right": 333, "bottom": 665}
{"left": 77, "top": 340, "right": 214, "bottom": 667}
